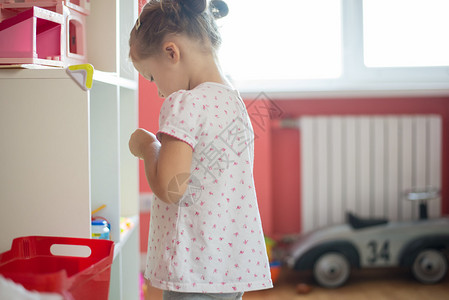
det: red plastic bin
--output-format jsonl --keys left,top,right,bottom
{"left": 0, "top": 236, "right": 114, "bottom": 300}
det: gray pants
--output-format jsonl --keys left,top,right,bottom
{"left": 163, "top": 291, "right": 244, "bottom": 300}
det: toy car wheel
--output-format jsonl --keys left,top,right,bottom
{"left": 412, "top": 249, "right": 448, "bottom": 284}
{"left": 313, "top": 252, "right": 351, "bottom": 288}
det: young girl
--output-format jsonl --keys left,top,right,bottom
{"left": 128, "top": 0, "right": 272, "bottom": 298}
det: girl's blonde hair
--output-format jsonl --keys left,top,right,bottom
{"left": 129, "top": 0, "right": 228, "bottom": 60}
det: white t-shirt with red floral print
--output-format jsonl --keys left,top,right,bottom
{"left": 144, "top": 82, "right": 273, "bottom": 293}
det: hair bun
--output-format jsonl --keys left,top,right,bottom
{"left": 180, "top": 0, "right": 207, "bottom": 15}
{"left": 209, "top": 0, "right": 228, "bottom": 19}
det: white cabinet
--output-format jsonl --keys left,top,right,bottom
{"left": 0, "top": 0, "right": 140, "bottom": 299}
{"left": 0, "top": 69, "right": 93, "bottom": 246}
{"left": 0, "top": 67, "right": 139, "bottom": 299}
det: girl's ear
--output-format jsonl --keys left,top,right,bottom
{"left": 162, "top": 42, "right": 180, "bottom": 64}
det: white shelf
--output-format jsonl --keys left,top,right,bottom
{"left": 87, "top": 0, "right": 137, "bottom": 81}
{"left": 114, "top": 215, "right": 139, "bottom": 260}
{"left": 87, "top": 1, "right": 140, "bottom": 299}
{"left": 93, "top": 70, "right": 138, "bottom": 90}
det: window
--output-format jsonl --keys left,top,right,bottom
{"left": 218, "top": 0, "right": 342, "bottom": 81}
{"left": 363, "top": 0, "right": 449, "bottom": 68}
{"left": 217, "top": 0, "right": 449, "bottom": 95}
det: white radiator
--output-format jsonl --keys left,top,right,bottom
{"left": 299, "top": 115, "right": 442, "bottom": 233}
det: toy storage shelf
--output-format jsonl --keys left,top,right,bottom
{"left": 0, "top": 0, "right": 139, "bottom": 298}
{"left": 0, "top": 68, "right": 139, "bottom": 300}
{"left": 86, "top": 0, "right": 137, "bottom": 82}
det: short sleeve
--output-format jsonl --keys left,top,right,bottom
{"left": 156, "top": 90, "right": 203, "bottom": 149}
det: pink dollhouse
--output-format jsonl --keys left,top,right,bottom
{"left": 0, "top": 0, "right": 90, "bottom": 67}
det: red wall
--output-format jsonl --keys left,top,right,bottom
{"left": 138, "top": 74, "right": 449, "bottom": 247}
{"left": 270, "top": 127, "right": 301, "bottom": 236}
{"left": 138, "top": 78, "right": 162, "bottom": 253}
{"left": 138, "top": 78, "right": 163, "bottom": 194}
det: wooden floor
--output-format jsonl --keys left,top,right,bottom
{"left": 144, "top": 267, "right": 449, "bottom": 300}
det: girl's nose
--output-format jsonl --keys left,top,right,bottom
{"left": 158, "top": 90, "right": 164, "bottom": 98}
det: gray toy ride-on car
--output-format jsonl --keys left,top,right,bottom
{"left": 284, "top": 189, "right": 449, "bottom": 288}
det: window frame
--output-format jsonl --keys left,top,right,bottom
{"left": 226, "top": 0, "right": 449, "bottom": 98}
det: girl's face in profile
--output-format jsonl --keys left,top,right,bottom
{"left": 132, "top": 55, "right": 168, "bottom": 98}
{"left": 131, "top": 43, "right": 187, "bottom": 99}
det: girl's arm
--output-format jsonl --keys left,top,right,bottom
{"left": 129, "top": 128, "right": 193, "bottom": 204}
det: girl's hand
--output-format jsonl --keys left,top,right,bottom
{"left": 129, "top": 129, "right": 193, "bottom": 204}
{"left": 129, "top": 128, "right": 159, "bottom": 159}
